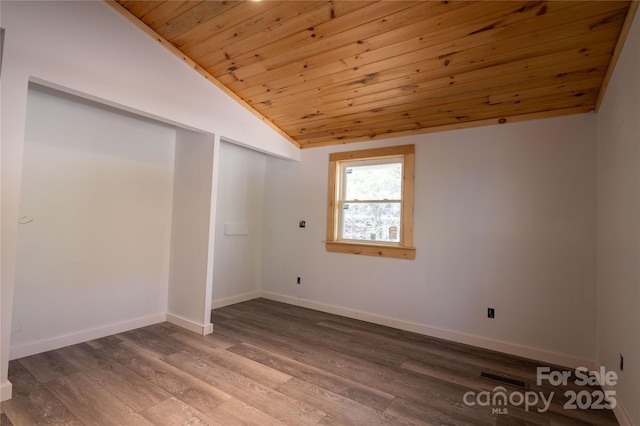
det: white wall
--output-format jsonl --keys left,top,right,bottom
{"left": 596, "top": 7, "right": 640, "bottom": 425}
{"left": 10, "top": 84, "right": 175, "bottom": 359}
{"left": 1, "top": 0, "right": 298, "bottom": 398}
{"left": 212, "top": 142, "right": 267, "bottom": 307}
{"left": 263, "top": 113, "right": 598, "bottom": 366}
{"left": 167, "top": 129, "right": 216, "bottom": 335}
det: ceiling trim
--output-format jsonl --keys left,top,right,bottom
{"left": 595, "top": 1, "right": 638, "bottom": 111}
{"left": 104, "top": 0, "right": 301, "bottom": 149}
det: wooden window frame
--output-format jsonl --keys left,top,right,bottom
{"left": 326, "top": 144, "right": 415, "bottom": 260}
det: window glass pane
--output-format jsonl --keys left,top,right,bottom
{"left": 341, "top": 202, "right": 401, "bottom": 242}
{"left": 344, "top": 162, "right": 402, "bottom": 201}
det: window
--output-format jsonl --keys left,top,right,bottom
{"left": 326, "top": 145, "right": 415, "bottom": 259}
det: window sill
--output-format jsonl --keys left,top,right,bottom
{"left": 325, "top": 241, "right": 416, "bottom": 260}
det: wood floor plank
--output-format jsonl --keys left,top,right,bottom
{"left": 219, "top": 320, "right": 499, "bottom": 425}
{"left": 45, "top": 372, "right": 155, "bottom": 426}
{"left": 220, "top": 303, "right": 409, "bottom": 366}
{"left": 144, "top": 321, "right": 186, "bottom": 336}
{"left": 401, "top": 358, "right": 504, "bottom": 393}
{"left": 3, "top": 298, "right": 620, "bottom": 426}
{"left": 545, "top": 399, "right": 619, "bottom": 426}
{"left": 547, "top": 411, "right": 606, "bottom": 426}
{"left": 84, "top": 335, "right": 123, "bottom": 350}
{"left": 206, "top": 399, "right": 286, "bottom": 426}
{"left": 140, "top": 397, "right": 218, "bottom": 426}
{"left": 56, "top": 343, "right": 171, "bottom": 412}
{"left": 216, "top": 300, "right": 619, "bottom": 426}
{"left": 250, "top": 298, "right": 341, "bottom": 324}
{"left": 17, "top": 350, "right": 78, "bottom": 383}
{"left": 228, "top": 342, "right": 395, "bottom": 412}
{"left": 318, "top": 318, "right": 548, "bottom": 383}
{"left": 0, "top": 412, "right": 12, "bottom": 425}
{"left": 212, "top": 320, "right": 308, "bottom": 361}
{"left": 384, "top": 395, "right": 495, "bottom": 426}
{"left": 276, "top": 377, "right": 407, "bottom": 425}
{"left": 217, "top": 312, "right": 470, "bottom": 409}
{"left": 204, "top": 329, "right": 243, "bottom": 350}
{"left": 163, "top": 350, "right": 326, "bottom": 426}
{"left": 98, "top": 341, "right": 232, "bottom": 417}
{"left": 115, "top": 325, "right": 184, "bottom": 357}
{"left": 168, "top": 332, "right": 292, "bottom": 388}
{"left": 496, "top": 417, "right": 542, "bottom": 426}
{"left": 1, "top": 361, "right": 83, "bottom": 426}
{"left": 494, "top": 405, "right": 551, "bottom": 426}
{"left": 210, "top": 309, "right": 236, "bottom": 322}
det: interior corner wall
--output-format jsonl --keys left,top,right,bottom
{"left": 262, "top": 113, "right": 598, "bottom": 366}
{"left": 595, "top": 7, "right": 640, "bottom": 425}
{"left": 211, "top": 142, "right": 267, "bottom": 308}
{"left": 10, "top": 84, "right": 175, "bottom": 359}
{"left": 167, "top": 129, "right": 216, "bottom": 334}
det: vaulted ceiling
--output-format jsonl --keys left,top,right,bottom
{"left": 110, "top": 1, "right": 636, "bottom": 149}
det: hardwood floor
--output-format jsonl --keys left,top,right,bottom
{"left": 1, "top": 298, "right": 619, "bottom": 425}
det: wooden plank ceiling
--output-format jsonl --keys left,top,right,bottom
{"left": 111, "top": 1, "right": 634, "bottom": 149}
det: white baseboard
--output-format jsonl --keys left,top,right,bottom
{"left": 166, "top": 313, "right": 213, "bottom": 336}
{"left": 8, "top": 312, "right": 166, "bottom": 360}
{"left": 211, "top": 291, "right": 261, "bottom": 310}
{"left": 603, "top": 380, "right": 633, "bottom": 426}
{"left": 576, "top": 360, "right": 631, "bottom": 426}
{"left": 260, "top": 291, "right": 593, "bottom": 370}
{"left": 1, "top": 379, "right": 12, "bottom": 402}
{"left": 611, "top": 398, "right": 633, "bottom": 426}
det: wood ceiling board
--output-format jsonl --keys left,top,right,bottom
{"left": 212, "top": 2, "right": 420, "bottom": 81}
{"left": 271, "top": 42, "right": 616, "bottom": 123}
{"left": 226, "top": 0, "right": 612, "bottom": 104}
{"left": 135, "top": 1, "right": 204, "bottom": 29}
{"left": 226, "top": 1, "right": 518, "bottom": 94}
{"left": 286, "top": 69, "right": 607, "bottom": 135}
{"left": 118, "top": 0, "right": 165, "bottom": 19}
{"left": 112, "top": 0, "right": 633, "bottom": 148}
{"left": 295, "top": 84, "right": 602, "bottom": 140}
{"left": 296, "top": 96, "right": 597, "bottom": 145}
{"left": 155, "top": 1, "right": 242, "bottom": 41}
{"left": 217, "top": 2, "right": 475, "bottom": 85}
{"left": 298, "top": 106, "right": 594, "bottom": 149}
{"left": 238, "top": 4, "right": 620, "bottom": 113}
{"left": 252, "top": 26, "right": 619, "bottom": 118}
{"left": 198, "top": 2, "right": 373, "bottom": 70}
{"left": 264, "top": 47, "right": 608, "bottom": 127}
{"left": 171, "top": 1, "right": 283, "bottom": 50}
{"left": 245, "top": 4, "right": 624, "bottom": 110}
{"left": 181, "top": 2, "right": 326, "bottom": 59}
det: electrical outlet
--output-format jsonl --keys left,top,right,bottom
{"left": 620, "top": 353, "right": 624, "bottom": 371}
{"left": 299, "top": 220, "right": 306, "bottom": 228}
{"left": 297, "top": 276, "right": 301, "bottom": 284}
{"left": 487, "top": 308, "right": 495, "bottom": 319}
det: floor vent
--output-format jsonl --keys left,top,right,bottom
{"left": 480, "top": 372, "right": 526, "bottom": 388}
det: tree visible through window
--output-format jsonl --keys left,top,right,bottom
{"left": 326, "top": 145, "right": 415, "bottom": 260}
{"left": 340, "top": 160, "right": 402, "bottom": 242}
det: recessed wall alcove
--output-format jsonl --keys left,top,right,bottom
{"left": 10, "top": 82, "right": 217, "bottom": 359}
